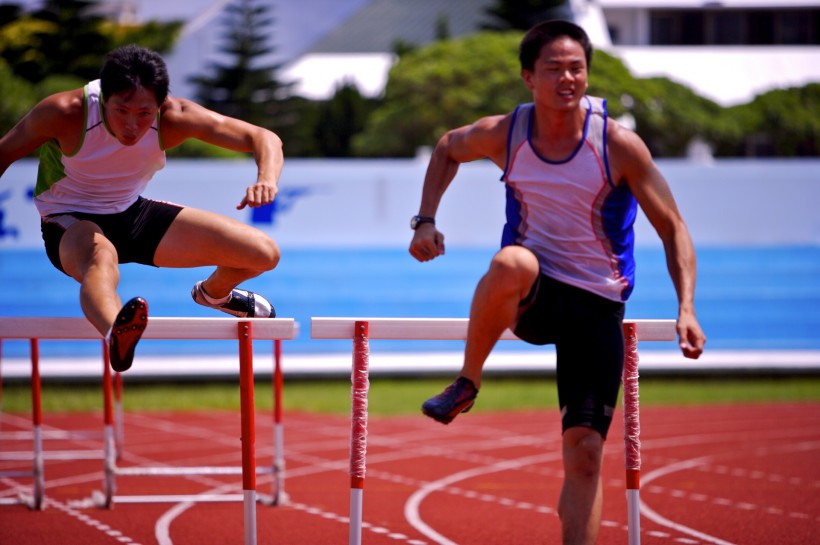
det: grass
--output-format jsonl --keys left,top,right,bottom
{"left": 1, "top": 376, "right": 818, "bottom": 415}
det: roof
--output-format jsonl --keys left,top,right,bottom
{"left": 598, "top": 0, "right": 819, "bottom": 7}
{"left": 307, "top": 0, "right": 496, "bottom": 54}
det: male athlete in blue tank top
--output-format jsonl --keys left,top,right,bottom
{"left": 409, "top": 20, "right": 705, "bottom": 545}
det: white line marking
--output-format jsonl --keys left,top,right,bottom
{"left": 404, "top": 451, "right": 563, "bottom": 545}
{"left": 641, "top": 456, "right": 738, "bottom": 545}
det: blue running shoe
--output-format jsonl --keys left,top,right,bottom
{"left": 422, "top": 376, "right": 478, "bottom": 424}
{"left": 109, "top": 297, "right": 148, "bottom": 372}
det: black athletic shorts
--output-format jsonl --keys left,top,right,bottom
{"left": 513, "top": 274, "right": 625, "bottom": 439}
{"left": 41, "top": 197, "right": 184, "bottom": 275}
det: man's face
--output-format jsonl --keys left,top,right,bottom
{"left": 102, "top": 86, "right": 160, "bottom": 146}
{"left": 522, "top": 36, "right": 589, "bottom": 110}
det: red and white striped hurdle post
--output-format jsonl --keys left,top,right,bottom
{"left": 311, "top": 317, "right": 676, "bottom": 545}
{"left": 0, "top": 316, "right": 297, "bottom": 545}
{"left": 349, "top": 321, "right": 370, "bottom": 545}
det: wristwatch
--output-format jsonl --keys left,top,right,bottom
{"left": 410, "top": 215, "right": 435, "bottom": 230}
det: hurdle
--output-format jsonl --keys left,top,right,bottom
{"left": 311, "top": 317, "right": 676, "bottom": 545}
{"left": 0, "top": 316, "right": 297, "bottom": 545}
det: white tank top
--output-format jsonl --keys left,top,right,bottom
{"left": 500, "top": 96, "right": 637, "bottom": 302}
{"left": 34, "top": 79, "right": 166, "bottom": 216}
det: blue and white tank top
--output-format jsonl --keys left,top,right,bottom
{"left": 34, "top": 79, "right": 166, "bottom": 217}
{"left": 500, "top": 96, "right": 637, "bottom": 302}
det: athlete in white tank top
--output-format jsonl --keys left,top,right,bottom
{"left": 34, "top": 79, "right": 166, "bottom": 217}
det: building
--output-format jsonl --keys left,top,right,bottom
{"left": 7, "top": 0, "right": 818, "bottom": 105}
{"left": 600, "top": 0, "right": 820, "bottom": 105}
{"left": 281, "top": 0, "right": 820, "bottom": 106}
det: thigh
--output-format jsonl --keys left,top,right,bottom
{"left": 513, "top": 273, "right": 561, "bottom": 345}
{"left": 58, "top": 219, "right": 119, "bottom": 282}
{"left": 154, "top": 207, "right": 276, "bottom": 268}
{"left": 555, "top": 287, "right": 625, "bottom": 439}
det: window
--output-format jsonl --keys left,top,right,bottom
{"left": 647, "top": 8, "right": 819, "bottom": 45}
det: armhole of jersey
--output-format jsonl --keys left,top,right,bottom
{"left": 500, "top": 104, "right": 528, "bottom": 181}
{"left": 63, "top": 86, "right": 90, "bottom": 158}
{"left": 601, "top": 98, "right": 614, "bottom": 187}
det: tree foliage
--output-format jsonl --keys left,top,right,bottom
{"left": 352, "top": 31, "right": 817, "bottom": 158}
{"left": 0, "top": 0, "right": 181, "bottom": 139}
{"left": 353, "top": 32, "right": 530, "bottom": 157}
{"left": 0, "top": 0, "right": 180, "bottom": 85}
{"left": 189, "top": 0, "right": 294, "bottom": 131}
{"left": 721, "top": 84, "right": 820, "bottom": 157}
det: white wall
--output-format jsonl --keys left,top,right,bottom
{"left": 1, "top": 158, "right": 818, "bottom": 251}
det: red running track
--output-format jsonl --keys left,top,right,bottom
{"left": 1, "top": 402, "right": 818, "bottom": 545}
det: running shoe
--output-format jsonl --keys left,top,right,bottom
{"left": 421, "top": 376, "right": 479, "bottom": 424}
{"left": 191, "top": 281, "right": 276, "bottom": 318}
{"left": 109, "top": 297, "right": 148, "bottom": 372}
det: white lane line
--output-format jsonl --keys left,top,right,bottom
{"left": 641, "top": 456, "right": 737, "bottom": 545}
{"left": 404, "top": 451, "right": 563, "bottom": 545}
{"left": 48, "top": 498, "right": 143, "bottom": 545}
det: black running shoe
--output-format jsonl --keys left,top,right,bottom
{"left": 109, "top": 297, "right": 148, "bottom": 372}
{"left": 191, "top": 281, "right": 276, "bottom": 318}
{"left": 422, "top": 376, "right": 479, "bottom": 425}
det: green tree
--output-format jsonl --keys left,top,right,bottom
{"left": 105, "top": 19, "right": 183, "bottom": 53}
{"left": 312, "top": 81, "right": 378, "bottom": 158}
{"left": 189, "top": 0, "right": 293, "bottom": 131}
{"left": 0, "top": 59, "right": 35, "bottom": 133}
{"left": 353, "top": 32, "right": 735, "bottom": 158}
{"left": 1, "top": 0, "right": 111, "bottom": 83}
{"left": 353, "top": 32, "right": 530, "bottom": 157}
{"left": 0, "top": 0, "right": 181, "bottom": 143}
{"left": 721, "top": 84, "right": 820, "bottom": 157}
{"left": 0, "top": 0, "right": 181, "bottom": 85}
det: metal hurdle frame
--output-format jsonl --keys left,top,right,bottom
{"left": 311, "top": 317, "right": 676, "bottom": 545}
{"left": 0, "top": 316, "right": 297, "bottom": 545}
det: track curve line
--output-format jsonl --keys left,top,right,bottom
{"left": 640, "top": 455, "right": 737, "bottom": 545}
{"left": 404, "top": 451, "right": 562, "bottom": 545}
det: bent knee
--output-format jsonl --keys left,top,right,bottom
{"left": 487, "top": 247, "right": 539, "bottom": 290}
{"left": 250, "top": 235, "right": 280, "bottom": 272}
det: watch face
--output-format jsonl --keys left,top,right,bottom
{"left": 411, "top": 215, "right": 434, "bottom": 229}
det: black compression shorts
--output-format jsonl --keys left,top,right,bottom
{"left": 513, "top": 274, "right": 625, "bottom": 439}
{"left": 41, "top": 197, "right": 183, "bottom": 275}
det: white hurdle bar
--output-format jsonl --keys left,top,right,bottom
{"left": 311, "top": 317, "right": 677, "bottom": 545}
{"left": 0, "top": 317, "right": 297, "bottom": 545}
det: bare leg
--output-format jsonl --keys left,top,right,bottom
{"left": 154, "top": 207, "right": 280, "bottom": 297}
{"left": 558, "top": 427, "right": 604, "bottom": 545}
{"left": 460, "top": 246, "right": 539, "bottom": 388}
{"left": 59, "top": 221, "right": 122, "bottom": 336}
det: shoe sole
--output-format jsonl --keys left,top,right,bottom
{"left": 422, "top": 399, "right": 475, "bottom": 425}
{"left": 109, "top": 297, "right": 148, "bottom": 372}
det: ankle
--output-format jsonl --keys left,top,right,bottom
{"left": 199, "top": 282, "right": 231, "bottom": 305}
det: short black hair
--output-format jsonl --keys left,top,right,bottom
{"left": 99, "top": 44, "right": 170, "bottom": 105}
{"left": 519, "top": 20, "right": 593, "bottom": 73}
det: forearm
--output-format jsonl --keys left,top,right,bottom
{"left": 662, "top": 226, "right": 698, "bottom": 316}
{"left": 252, "top": 128, "right": 284, "bottom": 185}
{"left": 418, "top": 142, "right": 460, "bottom": 216}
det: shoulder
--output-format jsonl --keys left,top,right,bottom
{"left": 159, "top": 97, "right": 223, "bottom": 131}
{"left": 159, "top": 96, "right": 206, "bottom": 123}
{"left": 27, "top": 88, "right": 85, "bottom": 141}
{"left": 443, "top": 113, "right": 513, "bottom": 166}
{"left": 37, "top": 88, "right": 85, "bottom": 124}
{"left": 605, "top": 117, "right": 654, "bottom": 185}
{"left": 468, "top": 113, "right": 512, "bottom": 138}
